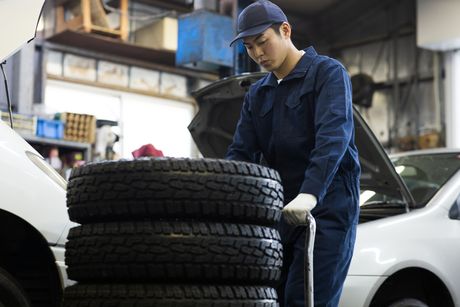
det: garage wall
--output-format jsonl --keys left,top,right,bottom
{"left": 43, "top": 80, "right": 122, "bottom": 122}
{"left": 338, "top": 36, "right": 440, "bottom": 147}
{"left": 121, "top": 92, "right": 196, "bottom": 158}
{"left": 291, "top": 0, "right": 443, "bottom": 152}
{"left": 42, "top": 80, "right": 198, "bottom": 158}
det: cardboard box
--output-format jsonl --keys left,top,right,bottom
{"left": 134, "top": 17, "right": 177, "bottom": 51}
{"left": 160, "top": 72, "right": 187, "bottom": 98}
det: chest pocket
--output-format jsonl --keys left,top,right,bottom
{"left": 257, "top": 93, "right": 274, "bottom": 117}
{"left": 281, "top": 79, "right": 315, "bottom": 137}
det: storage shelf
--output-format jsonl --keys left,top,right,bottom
{"left": 108, "top": 0, "right": 193, "bottom": 13}
{"left": 57, "top": 0, "right": 193, "bottom": 12}
{"left": 47, "top": 30, "right": 176, "bottom": 66}
{"left": 47, "top": 74, "right": 195, "bottom": 104}
{"left": 22, "top": 135, "right": 92, "bottom": 161}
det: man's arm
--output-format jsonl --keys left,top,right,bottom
{"left": 300, "top": 62, "right": 354, "bottom": 203}
{"left": 226, "top": 92, "right": 260, "bottom": 162}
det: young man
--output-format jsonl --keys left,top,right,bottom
{"left": 226, "top": 1, "right": 361, "bottom": 306}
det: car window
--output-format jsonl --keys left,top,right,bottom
{"left": 393, "top": 153, "right": 460, "bottom": 206}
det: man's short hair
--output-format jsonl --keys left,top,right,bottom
{"left": 270, "top": 22, "right": 283, "bottom": 35}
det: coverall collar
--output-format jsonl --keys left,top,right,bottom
{"left": 261, "top": 46, "right": 317, "bottom": 88}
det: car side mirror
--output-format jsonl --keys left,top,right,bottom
{"left": 449, "top": 195, "right": 460, "bottom": 220}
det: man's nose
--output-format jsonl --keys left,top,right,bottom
{"left": 254, "top": 46, "right": 264, "bottom": 58}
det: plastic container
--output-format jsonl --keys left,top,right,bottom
{"left": 176, "top": 10, "right": 233, "bottom": 71}
{"left": 36, "top": 118, "right": 64, "bottom": 139}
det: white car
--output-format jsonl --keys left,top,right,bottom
{"left": 0, "top": 120, "right": 72, "bottom": 307}
{"left": 0, "top": 1, "right": 73, "bottom": 306}
{"left": 340, "top": 148, "right": 460, "bottom": 307}
{"left": 189, "top": 73, "right": 460, "bottom": 307}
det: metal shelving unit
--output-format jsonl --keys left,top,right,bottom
{"left": 23, "top": 135, "right": 92, "bottom": 161}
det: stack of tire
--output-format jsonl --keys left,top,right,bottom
{"left": 62, "top": 158, "right": 284, "bottom": 306}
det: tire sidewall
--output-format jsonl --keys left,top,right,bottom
{"left": 388, "top": 298, "right": 429, "bottom": 307}
{"left": 0, "top": 267, "right": 31, "bottom": 307}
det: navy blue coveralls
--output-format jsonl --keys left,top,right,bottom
{"left": 226, "top": 47, "right": 360, "bottom": 307}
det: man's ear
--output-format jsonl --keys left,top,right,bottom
{"left": 280, "top": 22, "right": 291, "bottom": 39}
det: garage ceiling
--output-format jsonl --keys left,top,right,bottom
{"left": 271, "top": 0, "right": 340, "bottom": 16}
{"left": 266, "top": 0, "right": 400, "bottom": 50}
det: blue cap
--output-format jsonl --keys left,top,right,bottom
{"left": 230, "top": 0, "right": 288, "bottom": 46}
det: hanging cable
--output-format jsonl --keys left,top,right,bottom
{"left": 0, "top": 61, "right": 13, "bottom": 129}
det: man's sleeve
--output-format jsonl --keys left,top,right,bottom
{"left": 299, "top": 63, "right": 354, "bottom": 203}
{"left": 225, "top": 92, "right": 260, "bottom": 163}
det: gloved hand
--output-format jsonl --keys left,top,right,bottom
{"left": 282, "top": 193, "right": 317, "bottom": 225}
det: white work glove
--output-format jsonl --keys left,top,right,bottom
{"left": 282, "top": 193, "right": 317, "bottom": 225}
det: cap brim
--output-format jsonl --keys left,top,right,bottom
{"left": 229, "top": 23, "right": 273, "bottom": 47}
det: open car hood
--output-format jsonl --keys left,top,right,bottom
{"left": 0, "top": 0, "right": 45, "bottom": 63}
{"left": 189, "top": 73, "right": 415, "bottom": 207}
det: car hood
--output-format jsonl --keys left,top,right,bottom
{"left": 188, "top": 73, "right": 415, "bottom": 207}
{"left": 0, "top": 0, "right": 45, "bottom": 63}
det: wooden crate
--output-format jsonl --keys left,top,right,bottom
{"left": 61, "top": 112, "right": 96, "bottom": 144}
{"left": 55, "top": 0, "right": 129, "bottom": 41}
{"left": 418, "top": 131, "right": 440, "bottom": 149}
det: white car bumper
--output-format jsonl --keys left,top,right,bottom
{"left": 339, "top": 275, "right": 386, "bottom": 307}
{"left": 50, "top": 245, "right": 76, "bottom": 288}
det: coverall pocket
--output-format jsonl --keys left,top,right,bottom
{"left": 257, "top": 98, "right": 274, "bottom": 117}
{"left": 282, "top": 91, "right": 314, "bottom": 137}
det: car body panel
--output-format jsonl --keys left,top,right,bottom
{"left": 50, "top": 245, "right": 73, "bottom": 287}
{"left": 0, "top": 0, "right": 44, "bottom": 63}
{"left": 0, "top": 1, "right": 71, "bottom": 299}
{"left": 339, "top": 275, "right": 386, "bottom": 307}
{"left": 341, "top": 166, "right": 460, "bottom": 306}
{"left": 0, "top": 120, "right": 70, "bottom": 244}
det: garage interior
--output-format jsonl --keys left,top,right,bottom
{"left": 1, "top": 0, "right": 460, "bottom": 306}
{"left": 1, "top": 0, "right": 458, "bottom": 173}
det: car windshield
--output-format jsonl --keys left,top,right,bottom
{"left": 360, "top": 152, "right": 460, "bottom": 208}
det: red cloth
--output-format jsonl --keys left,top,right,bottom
{"left": 132, "top": 144, "right": 164, "bottom": 158}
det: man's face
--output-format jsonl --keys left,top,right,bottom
{"left": 242, "top": 25, "right": 289, "bottom": 72}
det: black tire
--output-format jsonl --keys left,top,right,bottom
{"left": 0, "top": 267, "right": 31, "bottom": 307}
{"left": 65, "top": 221, "right": 282, "bottom": 283}
{"left": 388, "top": 298, "right": 429, "bottom": 307}
{"left": 67, "top": 158, "right": 283, "bottom": 225}
{"left": 63, "top": 284, "right": 279, "bottom": 306}
{"left": 370, "top": 270, "right": 454, "bottom": 307}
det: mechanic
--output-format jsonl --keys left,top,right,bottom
{"left": 226, "top": 1, "right": 361, "bottom": 306}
